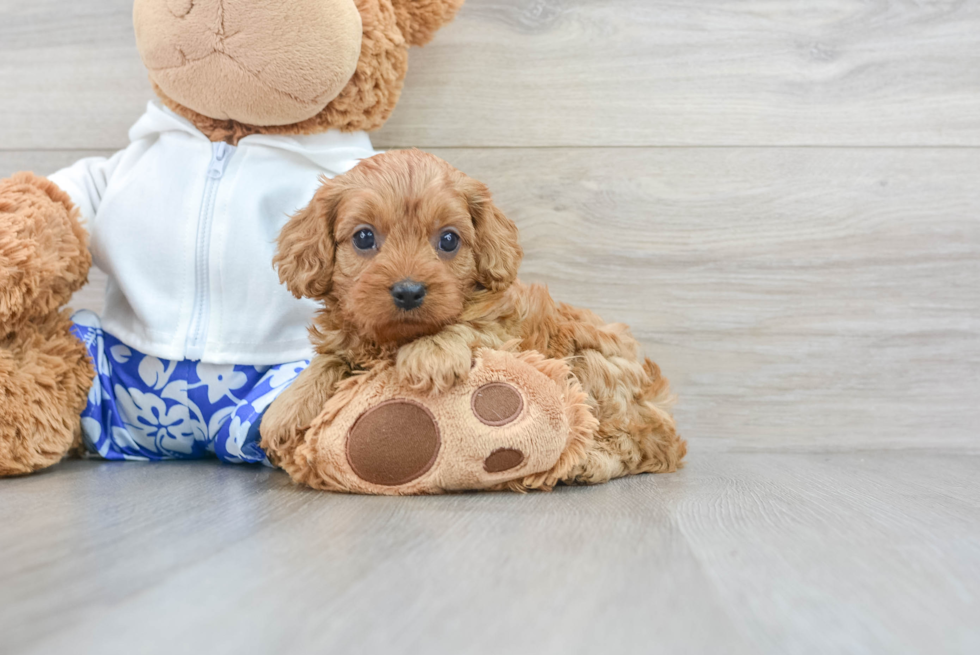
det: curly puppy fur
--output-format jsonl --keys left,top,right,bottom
{"left": 0, "top": 174, "right": 93, "bottom": 476}
{"left": 268, "top": 150, "right": 686, "bottom": 486}
{"left": 158, "top": 0, "right": 465, "bottom": 143}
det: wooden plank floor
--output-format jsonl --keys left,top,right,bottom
{"left": 1, "top": 452, "right": 978, "bottom": 655}
{"left": 2, "top": 0, "right": 979, "bottom": 652}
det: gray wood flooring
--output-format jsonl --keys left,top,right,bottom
{"left": 2, "top": 452, "right": 978, "bottom": 655}
{"left": 1, "top": 0, "right": 978, "bottom": 652}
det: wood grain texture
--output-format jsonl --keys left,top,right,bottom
{"left": 0, "top": 0, "right": 151, "bottom": 151}
{"left": 6, "top": 148, "right": 975, "bottom": 451}
{"left": 0, "top": 453, "right": 977, "bottom": 655}
{"left": 379, "top": 0, "right": 980, "bottom": 147}
{"left": 2, "top": 0, "right": 979, "bottom": 149}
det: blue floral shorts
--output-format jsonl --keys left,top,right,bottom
{"left": 70, "top": 310, "right": 310, "bottom": 465}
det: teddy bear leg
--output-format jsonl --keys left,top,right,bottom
{"left": 0, "top": 173, "right": 93, "bottom": 477}
{"left": 0, "top": 309, "right": 92, "bottom": 476}
{"left": 279, "top": 349, "right": 599, "bottom": 495}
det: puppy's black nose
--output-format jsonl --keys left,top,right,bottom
{"left": 391, "top": 279, "right": 427, "bottom": 311}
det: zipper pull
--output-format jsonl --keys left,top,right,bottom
{"left": 207, "top": 142, "right": 235, "bottom": 179}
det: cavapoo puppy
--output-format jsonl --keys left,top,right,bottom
{"left": 262, "top": 150, "right": 685, "bottom": 489}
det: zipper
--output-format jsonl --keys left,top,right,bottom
{"left": 185, "top": 141, "right": 235, "bottom": 361}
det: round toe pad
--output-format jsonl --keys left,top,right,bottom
{"left": 484, "top": 448, "right": 526, "bottom": 473}
{"left": 471, "top": 383, "right": 524, "bottom": 426}
{"left": 347, "top": 400, "right": 441, "bottom": 486}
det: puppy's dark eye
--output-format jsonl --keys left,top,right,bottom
{"left": 438, "top": 231, "right": 460, "bottom": 254}
{"left": 352, "top": 228, "right": 376, "bottom": 251}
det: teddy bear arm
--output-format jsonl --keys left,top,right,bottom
{"left": 0, "top": 172, "right": 91, "bottom": 328}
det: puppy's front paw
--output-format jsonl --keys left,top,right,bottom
{"left": 259, "top": 402, "right": 307, "bottom": 467}
{"left": 395, "top": 333, "right": 472, "bottom": 394}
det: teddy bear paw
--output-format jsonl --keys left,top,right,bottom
{"left": 284, "top": 349, "right": 597, "bottom": 495}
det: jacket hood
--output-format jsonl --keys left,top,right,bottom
{"left": 130, "top": 101, "right": 378, "bottom": 176}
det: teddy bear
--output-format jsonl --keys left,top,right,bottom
{"left": 0, "top": 0, "right": 469, "bottom": 476}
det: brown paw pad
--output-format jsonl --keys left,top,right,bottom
{"left": 471, "top": 382, "right": 523, "bottom": 426}
{"left": 346, "top": 399, "right": 441, "bottom": 486}
{"left": 484, "top": 448, "right": 525, "bottom": 473}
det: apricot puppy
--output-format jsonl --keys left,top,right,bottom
{"left": 261, "top": 150, "right": 685, "bottom": 493}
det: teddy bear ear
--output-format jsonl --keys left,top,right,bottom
{"left": 391, "top": 0, "right": 466, "bottom": 47}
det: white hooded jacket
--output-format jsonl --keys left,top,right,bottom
{"left": 50, "top": 101, "right": 379, "bottom": 365}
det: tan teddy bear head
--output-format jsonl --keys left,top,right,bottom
{"left": 133, "top": 0, "right": 464, "bottom": 142}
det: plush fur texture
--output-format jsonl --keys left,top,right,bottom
{"left": 156, "top": 0, "right": 465, "bottom": 143}
{"left": 262, "top": 151, "right": 687, "bottom": 491}
{"left": 0, "top": 174, "right": 91, "bottom": 328}
{"left": 0, "top": 174, "right": 93, "bottom": 476}
{"left": 135, "top": 0, "right": 365, "bottom": 127}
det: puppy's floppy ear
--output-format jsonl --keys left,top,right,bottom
{"left": 391, "top": 0, "right": 465, "bottom": 47}
{"left": 274, "top": 179, "right": 342, "bottom": 299}
{"left": 462, "top": 177, "right": 523, "bottom": 292}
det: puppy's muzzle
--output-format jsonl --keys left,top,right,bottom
{"left": 391, "top": 279, "right": 427, "bottom": 311}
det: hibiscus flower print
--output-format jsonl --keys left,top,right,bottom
{"left": 267, "top": 361, "right": 310, "bottom": 389}
{"left": 138, "top": 356, "right": 177, "bottom": 390}
{"left": 195, "top": 363, "right": 249, "bottom": 404}
{"left": 72, "top": 310, "right": 310, "bottom": 464}
{"left": 114, "top": 384, "right": 204, "bottom": 456}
